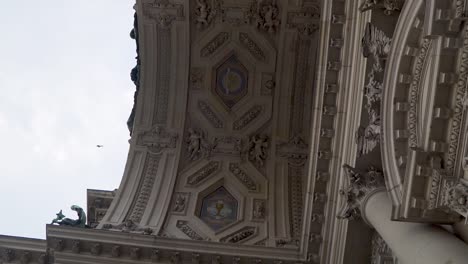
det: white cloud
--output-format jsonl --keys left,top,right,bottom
{"left": 0, "top": 1, "right": 135, "bottom": 239}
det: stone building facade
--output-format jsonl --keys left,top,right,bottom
{"left": 1, "top": 0, "right": 468, "bottom": 263}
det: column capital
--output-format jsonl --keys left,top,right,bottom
{"left": 337, "top": 164, "right": 386, "bottom": 224}
{"left": 442, "top": 179, "right": 468, "bottom": 223}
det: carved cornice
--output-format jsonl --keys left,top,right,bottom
{"left": 47, "top": 225, "right": 303, "bottom": 263}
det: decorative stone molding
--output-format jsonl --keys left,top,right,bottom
{"left": 233, "top": 105, "right": 263, "bottom": 130}
{"left": 176, "top": 220, "right": 205, "bottom": 240}
{"left": 142, "top": 0, "right": 184, "bottom": 29}
{"left": 246, "top": 0, "right": 281, "bottom": 34}
{"left": 371, "top": 232, "right": 396, "bottom": 264}
{"left": 190, "top": 67, "right": 204, "bottom": 90}
{"left": 441, "top": 180, "right": 468, "bottom": 221}
{"left": 407, "top": 39, "right": 431, "bottom": 147}
{"left": 213, "top": 136, "right": 243, "bottom": 157}
{"left": 198, "top": 101, "right": 224, "bottom": 128}
{"left": 220, "top": 226, "right": 257, "bottom": 243}
{"left": 276, "top": 136, "right": 309, "bottom": 167}
{"left": 186, "top": 161, "right": 221, "bottom": 186}
{"left": 229, "top": 163, "right": 258, "bottom": 192}
{"left": 102, "top": 219, "right": 154, "bottom": 235}
{"left": 126, "top": 154, "right": 161, "bottom": 223}
{"left": 201, "top": 32, "right": 230, "bottom": 57}
{"left": 136, "top": 125, "right": 179, "bottom": 153}
{"left": 286, "top": 6, "right": 320, "bottom": 36}
{"left": 239, "top": 32, "right": 266, "bottom": 61}
{"left": 337, "top": 164, "right": 386, "bottom": 222}
{"left": 359, "top": 0, "right": 402, "bottom": 16}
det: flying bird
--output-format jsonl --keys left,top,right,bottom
{"left": 96, "top": 145, "right": 104, "bottom": 148}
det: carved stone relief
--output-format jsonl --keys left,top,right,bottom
{"left": 126, "top": 154, "right": 161, "bottom": 224}
{"left": 190, "top": 67, "right": 204, "bottom": 90}
{"left": 171, "top": 192, "right": 190, "bottom": 214}
{"left": 246, "top": 0, "right": 281, "bottom": 33}
{"left": 407, "top": 39, "right": 431, "bottom": 148}
{"left": 233, "top": 105, "right": 263, "bottom": 130}
{"left": 337, "top": 164, "right": 385, "bottom": 220}
{"left": 194, "top": 0, "right": 221, "bottom": 29}
{"left": 198, "top": 101, "right": 224, "bottom": 128}
{"left": 201, "top": 32, "right": 230, "bottom": 57}
{"left": 371, "top": 232, "right": 396, "bottom": 264}
{"left": 239, "top": 32, "right": 266, "bottom": 61}
{"left": 356, "top": 108, "right": 381, "bottom": 157}
{"left": 186, "top": 128, "right": 216, "bottom": 161}
{"left": 362, "top": 22, "right": 392, "bottom": 72}
{"left": 176, "top": 220, "right": 205, "bottom": 240}
{"left": 246, "top": 134, "right": 269, "bottom": 167}
{"left": 102, "top": 219, "right": 153, "bottom": 235}
{"left": 142, "top": 1, "right": 184, "bottom": 29}
{"left": 252, "top": 199, "right": 267, "bottom": 220}
{"left": 136, "top": 125, "right": 179, "bottom": 154}
{"left": 186, "top": 161, "right": 221, "bottom": 186}
{"left": 359, "top": 0, "right": 402, "bottom": 16}
{"left": 229, "top": 163, "right": 258, "bottom": 191}
{"left": 277, "top": 136, "right": 309, "bottom": 167}
{"left": 220, "top": 226, "right": 257, "bottom": 243}
{"left": 286, "top": 7, "right": 320, "bottom": 36}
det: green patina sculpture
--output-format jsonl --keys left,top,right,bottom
{"left": 51, "top": 205, "right": 87, "bottom": 228}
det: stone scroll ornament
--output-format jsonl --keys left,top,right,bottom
{"left": 51, "top": 205, "right": 87, "bottom": 228}
{"left": 337, "top": 164, "right": 385, "bottom": 220}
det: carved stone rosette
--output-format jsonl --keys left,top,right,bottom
{"left": 337, "top": 164, "right": 386, "bottom": 223}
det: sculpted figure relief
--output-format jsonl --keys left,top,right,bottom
{"left": 362, "top": 23, "right": 392, "bottom": 72}
{"left": 186, "top": 128, "right": 216, "bottom": 160}
{"left": 194, "top": 0, "right": 219, "bottom": 28}
{"left": 248, "top": 0, "right": 280, "bottom": 33}
{"left": 356, "top": 108, "right": 381, "bottom": 157}
{"left": 247, "top": 134, "right": 269, "bottom": 167}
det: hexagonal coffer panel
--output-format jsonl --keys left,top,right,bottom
{"left": 212, "top": 54, "right": 249, "bottom": 109}
{"left": 198, "top": 186, "right": 238, "bottom": 231}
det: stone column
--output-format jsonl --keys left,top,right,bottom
{"left": 338, "top": 164, "right": 468, "bottom": 264}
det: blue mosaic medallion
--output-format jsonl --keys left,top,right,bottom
{"left": 213, "top": 54, "right": 249, "bottom": 108}
{"left": 199, "top": 186, "right": 238, "bottom": 231}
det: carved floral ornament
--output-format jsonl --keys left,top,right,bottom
{"left": 337, "top": 164, "right": 386, "bottom": 222}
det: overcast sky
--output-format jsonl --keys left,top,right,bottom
{"left": 0, "top": 1, "right": 135, "bottom": 239}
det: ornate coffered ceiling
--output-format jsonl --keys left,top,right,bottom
{"left": 82, "top": 0, "right": 371, "bottom": 263}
